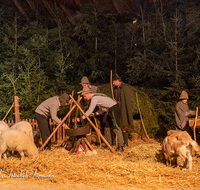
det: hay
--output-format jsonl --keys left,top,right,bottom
{"left": 124, "top": 144, "right": 161, "bottom": 162}
{"left": 0, "top": 143, "right": 200, "bottom": 189}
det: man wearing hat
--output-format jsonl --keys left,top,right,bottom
{"left": 80, "top": 76, "right": 100, "bottom": 94}
{"left": 112, "top": 73, "right": 134, "bottom": 147}
{"left": 35, "top": 93, "right": 71, "bottom": 150}
{"left": 175, "top": 90, "right": 195, "bottom": 138}
{"left": 79, "top": 86, "right": 124, "bottom": 152}
{"left": 80, "top": 76, "right": 101, "bottom": 144}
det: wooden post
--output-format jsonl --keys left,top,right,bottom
{"left": 14, "top": 96, "right": 21, "bottom": 123}
{"left": 69, "top": 95, "right": 115, "bottom": 153}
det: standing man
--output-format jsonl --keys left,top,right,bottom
{"left": 112, "top": 73, "right": 134, "bottom": 147}
{"left": 175, "top": 90, "right": 195, "bottom": 138}
{"left": 80, "top": 76, "right": 101, "bottom": 144}
{"left": 35, "top": 93, "right": 70, "bottom": 150}
{"left": 79, "top": 87, "right": 124, "bottom": 152}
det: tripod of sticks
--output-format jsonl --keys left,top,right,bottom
{"left": 39, "top": 94, "right": 115, "bottom": 153}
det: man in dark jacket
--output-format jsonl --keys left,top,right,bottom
{"left": 112, "top": 73, "right": 134, "bottom": 146}
{"left": 175, "top": 90, "right": 195, "bottom": 138}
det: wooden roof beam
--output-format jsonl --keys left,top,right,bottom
{"left": 41, "top": 0, "right": 59, "bottom": 23}
{"left": 57, "top": 1, "right": 76, "bottom": 25}
{"left": 12, "top": 0, "right": 30, "bottom": 21}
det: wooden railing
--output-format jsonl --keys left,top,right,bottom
{"left": 4, "top": 119, "right": 66, "bottom": 142}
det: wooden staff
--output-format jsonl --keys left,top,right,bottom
{"left": 68, "top": 91, "right": 74, "bottom": 126}
{"left": 69, "top": 95, "right": 115, "bottom": 153}
{"left": 2, "top": 102, "right": 15, "bottom": 121}
{"left": 110, "top": 70, "right": 114, "bottom": 100}
{"left": 94, "top": 117, "right": 101, "bottom": 147}
{"left": 193, "top": 107, "right": 198, "bottom": 142}
{"left": 39, "top": 100, "right": 81, "bottom": 152}
{"left": 75, "top": 95, "right": 81, "bottom": 129}
{"left": 136, "top": 92, "right": 150, "bottom": 141}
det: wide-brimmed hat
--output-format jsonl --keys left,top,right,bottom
{"left": 59, "top": 93, "right": 69, "bottom": 105}
{"left": 179, "top": 91, "right": 189, "bottom": 100}
{"left": 81, "top": 87, "right": 92, "bottom": 95}
{"left": 112, "top": 73, "right": 121, "bottom": 81}
{"left": 80, "top": 76, "right": 89, "bottom": 84}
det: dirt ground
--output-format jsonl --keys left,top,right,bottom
{"left": 1, "top": 133, "right": 200, "bottom": 190}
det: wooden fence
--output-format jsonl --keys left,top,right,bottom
{"left": 4, "top": 119, "right": 66, "bottom": 142}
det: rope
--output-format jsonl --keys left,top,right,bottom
{"left": 2, "top": 102, "right": 15, "bottom": 121}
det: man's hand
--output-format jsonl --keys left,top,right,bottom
{"left": 69, "top": 99, "right": 73, "bottom": 104}
{"left": 72, "top": 117, "right": 80, "bottom": 122}
{"left": 89, "top": 113, "right": 94, "bottom": 117}
{"left": 62, "top": 123, "right": 69, "bottom": 129}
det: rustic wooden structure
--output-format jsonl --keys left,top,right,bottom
{"left": 69, "top": 95, "right": 116, "bottom": 153}
{"left": 10, "top": 0, "right": 172, "bottom": 25}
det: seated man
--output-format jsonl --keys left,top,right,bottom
{"left": 175, "top": 90, "right": 195, "bottom": 139}
{"left": 78, "top": 86, "right": 124, "bottom": 152}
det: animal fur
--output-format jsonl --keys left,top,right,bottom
{"left": 0, "top": 121, "right": 9, "bottom": 136}
{"left": 0, "top": 129, "right": 39, "bottom": 160}
{"left": 161, "top": 131, "right": 199, "bottom": 170}
{"left": 10, "top": 121, "right": 34, "bottom": 142}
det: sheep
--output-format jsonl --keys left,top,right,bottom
{"left": 10, "top": 121, "right": 34, "bottom": 142}
{"left": 0, "top": 121, "right": 9, "bottom": 136}
{"left": 161, "top": 131, "right": 199, "bottom": 170}
{"left": 0, "top": 129, "right": 39, "bottom": 160}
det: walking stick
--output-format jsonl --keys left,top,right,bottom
{"left": 39, "top": 99, "right": 81, "bottom": 152}
{"left": 136, "top": 92, "right": 150, "bottom": 141}
{"left": 69, "top": 95, "right": 115, "bottom": 153}
{"left": 110, "top": 70, "right": 115, "bottom": 100}
{"left": 194, "top": 107, "right": 198, "bottom": 142}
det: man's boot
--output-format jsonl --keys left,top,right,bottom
{"left": 116, "top": 146, "right": 124, "bottom": 152}
{"left": 123, "top": 131, "right": 129, "bottom": 147}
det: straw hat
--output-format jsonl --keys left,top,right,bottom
{"left": 81, "top": 87, "right": 92, "bottom": 95}
{"left": 59, "top": 93, "right": 69, "bottom": 105}
{"left": 80, "top": 76, "right": 89, "bottom": 84}
{"left": 179, "top": 91, "right": 189, "bottom": 100}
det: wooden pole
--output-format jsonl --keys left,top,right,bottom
{"left": 2, "top": 102, "right": 15, "bottom": 121}
{"left": 194, "top": 107, "right": 198, "bottom": 142}
{"left": 110, "top": 70, "right": 114, "bottom": 100}
{"left": 68, "top": 91, "right": 74, "bottom": 126}
{"left": 75, "top": 95, "right": 81, "bottom": 129}
{"left": 94, "top": 117, "right": 101, "bottom": 147}
{"left": 136, "top": 92, "right": 150, "bottom": 141}
{"left": 14, "top": 96, "right": 21, "bottom": 123}
{"left": 39, "top": 101, "right": 80, "bottom": 152}
{"left": 69, "top": 95, "right": 115, "bottom": 153}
